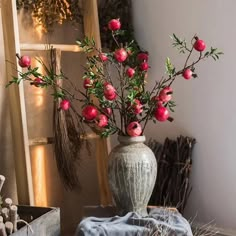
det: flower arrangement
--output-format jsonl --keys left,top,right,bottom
{"left": 8, "top": 19, "right": 222, "bottom": 139}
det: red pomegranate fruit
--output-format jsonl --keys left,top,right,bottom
{"left": 131, "top": 99, "right": 143, "bottom": 114}
{"left": 154, "top": 106, "right": 169, "bottom": 122}
{"left": 102, "top": 107, "right": 112, "bottom": 116}
{"left": 182, "top": 69, "right": 193, "bottom": 80}
{"left": 152, "top": 96, "right": 164, "bottom": 107}
{"left": 97, "top": 114, "right": 108, "bottom": 128}
{"left": 104, "top": 83, "right": 116, "bottom": 96}
{"left": 104, "top": 92, "right": 117, "bottom": 101}
{"left": 159, "top": 87, "right": 173, "bottom": 102}
{"left": 108, "top": 19, "right": 121, "bottom": 31}
{"left": 18, "top": 55, "right": 31, "bottom": 68}
{"left": 126, "top": 68, "right": 135, "bottom": 78}
{"left": 137, "top": 52, "right": 149, "bottom": 61}
{"left": 114, "top": 48, "right": 128, "bottom": 62}
{"left": 60, "top": 99, "right": 70, "bottom": 111}
{"left": 32, "top": 77, "right": 43, "bottom": 87}
{"left": 83, "top": 78, "right": 93, "bottom": 89}
{"left": 99, "top": 53, "right": 108, "bottom": 62}
{"left": 139, "top": 62, "right": 149, "bottom": 71}
{"left": 127, "top": 121, "right": 142, "bottom": 137}
{"left": 193, "top": 39, "right": 206, "bottom": 52}
{"left": 82, "top": 105, "right": 98, "bottom": 120}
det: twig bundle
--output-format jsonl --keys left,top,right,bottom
{"left": 148, "top": 136, "right": 196, "bottom": 213}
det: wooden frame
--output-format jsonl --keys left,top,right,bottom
{"left": 1, "top": 0, "right": 34, "bottom": 205}
{"left": 1, "top": 0, "right": 111, "bottom": 206}
{"left": 20, "top": 44, "right": 82, "bottom": 52}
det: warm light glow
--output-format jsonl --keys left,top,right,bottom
{"left": 31, "top": 57, "right": 47, "bottom": 205}
{"left": 34, "top": 56, "right": 44, "bottom": 74}
{"left": 35, "top": 95, "right": 44, "bottom": 107}
{"left": 33, "top": 19, "right": 44, "bottom": 40}
{"left": 33, "top": 57, "right": 44, "bottom": 107}
{"left": 32, "top": 9, "right": 44, "bottom": 40}
{"left": 32, "top": 146, "right": 48, "bottom": 206}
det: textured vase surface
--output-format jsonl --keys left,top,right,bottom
{"left": 108, "top": 135, "right": 157, "bottom": 216}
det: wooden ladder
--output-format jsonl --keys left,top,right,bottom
{"left": 1, "top": 0, "right": 111, "bottom": 206}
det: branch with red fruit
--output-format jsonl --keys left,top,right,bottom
{"left": 77, "top": 25, "right": 222, "bottom": 137}
{"left": 6, "top": 18, "right": 223, "bottom": 138}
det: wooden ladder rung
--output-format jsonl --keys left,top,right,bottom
{"left": 20, "top": 43, "right": 83, "bottom": 52}
{"left": 29, "top": 137, "right": 54, "bottom": 146}
{"left": 29, "top": 133, "right": 99, "bottom": 146}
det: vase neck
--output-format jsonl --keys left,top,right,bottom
{"left": 118, "top": 136, "right": 146, "bottom": 144}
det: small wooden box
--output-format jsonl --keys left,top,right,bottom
{"left": 11, "top": 205, "right": 60, "bottom": 236}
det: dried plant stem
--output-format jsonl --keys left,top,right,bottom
{"left": 4, "top": 198, "right": 12, "bottom": 208}
{"left": 9, "top": 205, "right": 17, "bottom": 233}
{"left": 1, "top": 209, "right": 9, "bottom": 223}
{"left": 184, "top": 46, "right": 194, "bottom": 69}
{"left": 5, "top": 221, "right": 13, "bottom": 235}
{"left": 0, "top": 176, "right": 5, "bottom": 193}
{"left": 112, "top": 32, "right": 120, "bottom": 48}
{"left": 0, "top": 223, "right": 7, "bottom": 236}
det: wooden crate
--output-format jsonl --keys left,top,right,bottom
{"left": 11, "top": 206, "right": 60, "bottom": 236}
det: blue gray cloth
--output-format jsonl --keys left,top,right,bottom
{"left": 75, "top": 208, "right": 193, "bottom": 236}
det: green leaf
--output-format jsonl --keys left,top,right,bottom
{"left": 101, "top": 126, "right": 118, "bottom": 137}
{"left": 165, "top": 57, "right": 175, "bottom": 76}
{"left": 5, "top": 78, "right": 18, "bottom": 88}
{"left": 204, "top": 47, "right": 223, "bottom": 61}
{"left": 76, "top": 37, "right": 95, "bottom": 53}
{"left": 51, "top": 91, "right": 65, "bottom": 99}
{"left": 171, "top": 34, "right": 190, "bottom": 53}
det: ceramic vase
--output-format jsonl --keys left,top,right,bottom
{"left": 108, "top": 135, "right": 157, "bottom": 216}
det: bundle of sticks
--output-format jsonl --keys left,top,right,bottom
{"left": 0, "top": 175, "right": 32, "bottom": 236}
{"left": 148, "top": 135, "right": 196, "bottom": 213}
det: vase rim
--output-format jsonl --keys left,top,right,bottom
{"left": 118, "top": 135, "right": 146, "bottom": 143}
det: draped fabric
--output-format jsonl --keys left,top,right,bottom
{"left": 76, "top": 208, "right": 193, "bottom": 236}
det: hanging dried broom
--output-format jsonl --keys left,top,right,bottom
{"left": 53, "top": 103, "right": 86, "bottom": 190}
{"left": 37, "top": 49, "right": 88, "bottom": 190}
